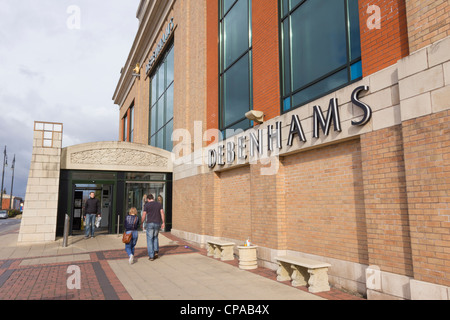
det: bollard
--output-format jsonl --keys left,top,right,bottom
{"left": 62, "top": 214, "right": 70, "bottom": 247}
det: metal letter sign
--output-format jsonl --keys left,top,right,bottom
{"left": 207, "top": 87, "right": 372, "bottom": 169}
{"left": 351, "top": 86, "right": 372, "bottom": 126}
{"left": 288, "top": 114, "right": 306, "bottom": 146}
{"left": 313, "top": 98, "right": 342, "bottom": 138}
{"left": 146, "top": 18, "right": 175, "bottom": 74}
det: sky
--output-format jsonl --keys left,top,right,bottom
{"left": 0, "top": 0, "right": 140, "bottom": 199}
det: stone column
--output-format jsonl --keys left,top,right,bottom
{"left": 18, "top": 121, "right": 63, "bottom": 243}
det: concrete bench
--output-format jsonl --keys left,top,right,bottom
{"left": 207, "top": 240, "right": 235, "bottom": 261}
{"left": 275, "top": 256, "right": 331, "bottom": 293}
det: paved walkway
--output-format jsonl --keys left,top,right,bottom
{"left": 0, "top": 223, "right": 364, "bottom": 301}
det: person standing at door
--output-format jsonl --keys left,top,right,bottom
{"left": 124, "top": 207, "right": 140, "bottom": 264}
{"left": 83, "top": 191, "right": 101, "bottom": 238}
{"left": 142, "top": 194, "right": 165, "bottom": 261}
{"left": 141, "top": 194, "right": 147, "bottom": 231}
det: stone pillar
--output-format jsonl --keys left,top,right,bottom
{"left": 18, "top": 121, "right": 63, "bottom": 243}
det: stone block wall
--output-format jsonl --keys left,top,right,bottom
{"left": 18, "top": 122, "right": 63, "bottom": 243}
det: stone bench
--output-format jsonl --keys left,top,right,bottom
{"left": 275, "top": 256, "right": 331, "bottom": 293}
{"left": 207, "top": 240, "right": 235, "bottom": 261}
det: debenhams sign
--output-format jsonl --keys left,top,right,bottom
{"left": 208, "top": 86, "right": 372, "bottom": 169}
{"left": 146, "top": 18, "right": 175, "bottom": 74}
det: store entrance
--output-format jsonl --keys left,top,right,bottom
{"left": 71, "top": 183, "right": 113, "bottom": 236}
{"left": 57, "top": 170, "right": 172, "bottom": 237}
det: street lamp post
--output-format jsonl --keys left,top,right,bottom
{"left": 0, "top": 146, "right": 7, "bottom": 210}
{"left": 9, "top": 155, "right": 15, "bottom": 210}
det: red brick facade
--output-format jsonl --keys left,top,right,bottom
{"left": 359, "top": 0, "right": 409, "bottom": 77}
{"left": 251, "top": 0, "right": 281, "bottom": 122}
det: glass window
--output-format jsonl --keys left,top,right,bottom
{"left": 219, "top": 0, "right": 252, "bottom": 138}
{"left": 222, "top": 0, "right": 249, "bottom": 70}
{"left": 123, "top": 113, "right": 128, "bottom": 142}
{"left": 223, "top": 53, "right": 251, "bottom": 128}
{"left": 129, "top": 105, "right": 134, "bottom": 142}
{"left": 164, "top": 119, "right": 174, "bottom": 151}
{"left": 281, "top": 0, "right": 362, "bottom": 112}
{"left": 149, "top": 42, "right": 174, "bottom": 151}
{"left": 125, "top": 174, "right": 168, "bottom": 217}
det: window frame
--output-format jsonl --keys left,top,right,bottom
{"left": 129, "top": 103, "right": 134, "bottom": 142}
{"left": 218, "top": 0, "right": 253, "bottom": 139}
{"left": 123, "top": 113, "right": 128, "bottom": 142}
{"left": 279, "top": 0, "right": 362, "bottom": 114}
{"left": 148, "top": 41, "right": 175, "bottom": 151}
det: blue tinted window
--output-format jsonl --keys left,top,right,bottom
{"left": 223, "top": 53, "right": 251, "bottom": 127}
{"left": 149, "top": 43, "right": 174, "bottom": 151}
{"left": 281, "top": 0, "right": 362, "bottom": 112}
{"left": 351, "top": 61, "right": 363, "bottom": 80}
{"left": 223, "top": 0, "right": 249, "bottom": 70}
{"left": 219, "top": 0, "right": 252, "bottom": 136}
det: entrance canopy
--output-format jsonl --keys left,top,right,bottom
{"left": 60, "top": 141, "right": 173, "bottom": 172}
{"left": 19, "top": 124, "right": 174, "bottom": 244}
{"left": 58, "top": 141, "right": 174, "bottom": 237}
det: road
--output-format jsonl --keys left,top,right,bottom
{"left": 0, "top": 218, "right": 21, "bottom": 235}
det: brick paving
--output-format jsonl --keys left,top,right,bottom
{"left": 0, "top": 240, "right": 197, "bottom": 300}
{"left": 0, "top": 229, "right": 365, "bottom": 300}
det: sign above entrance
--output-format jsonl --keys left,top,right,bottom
{"left": 146, "top": 17, "right": 175, "bottom": 75}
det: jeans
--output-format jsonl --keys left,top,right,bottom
{"left": 125, "top": 230, "right": 138, "bottom": 257}
{"left": 146, "top": 223, "right": 160, "bottom": 258}
{"left": 85, "top": 214, "right": 96, "bottom": 237}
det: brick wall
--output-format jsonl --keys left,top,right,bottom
{"left": 405, "top": 0, "right": 450, "bottom": 53}
{"left": 359, "top": 0, "right": 409, "bottom": 77}
{"left": 402, "top": 110, "right": 450, "bottom": 287}
{"left": 206, "top": 0, "right": 219, "bottom": 140}
{"left": 173, "top": 0, "right": 207, "bottom": 152}
{"left": 252, "top": 0, "right": 280, "bottom": 122}
{"left": 219, "top": 167, "right": 252, "bottom": 241}
{"left": 172, "top": 172, "right": 222, "bottom": 238}
{"left": 361, "top": 125, "right": 413, "bottom": 276}
{"left": 248, "top": 162, "right": 287, "bottom": 249}
{"left": 284, "top": 139, "right": 368, "bottom": 264}
{"left": 1, "top": 199, "right": 10, "bottom": 210}
{"left": 173, "top": 175, "right": 204, "bottom": 234}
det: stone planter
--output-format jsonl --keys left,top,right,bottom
{"left": 237, "top": 245, "right": 258, "bottom": 270}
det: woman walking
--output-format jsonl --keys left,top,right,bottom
{"left": 125, "top": 207, "right": 140, "bottom": 264}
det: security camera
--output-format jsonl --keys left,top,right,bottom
{"left": 245, "top": 110, "right": 265, "bottom": 124}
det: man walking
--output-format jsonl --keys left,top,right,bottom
{"left": 142, "top": 194, "right": 165, "bottom": 260}
{"left": 83, "top": 191, "right": 101, "bottom": 238}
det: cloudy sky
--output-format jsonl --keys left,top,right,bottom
{"left": 0, "top": 0, "right": 140, "bottom": 198}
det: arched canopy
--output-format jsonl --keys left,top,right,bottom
{"left": 60, "top": 141, "right": 173, "bottom": 173}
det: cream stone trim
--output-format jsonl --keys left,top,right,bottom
{"left": 61, "top": 141, "right": 173, "bottom": 173}
{"left": 113, "top": 0, "right": 175, "bottom": 108}
{"left": 173, "top": 35, "right": 450, "bottom": 181}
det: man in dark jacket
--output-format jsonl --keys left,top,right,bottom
{"left": 142, "top": 194, "right": 165, "bottom": 260}
{"left": 83, "top": 192, "right": 101, "bottom": 238}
